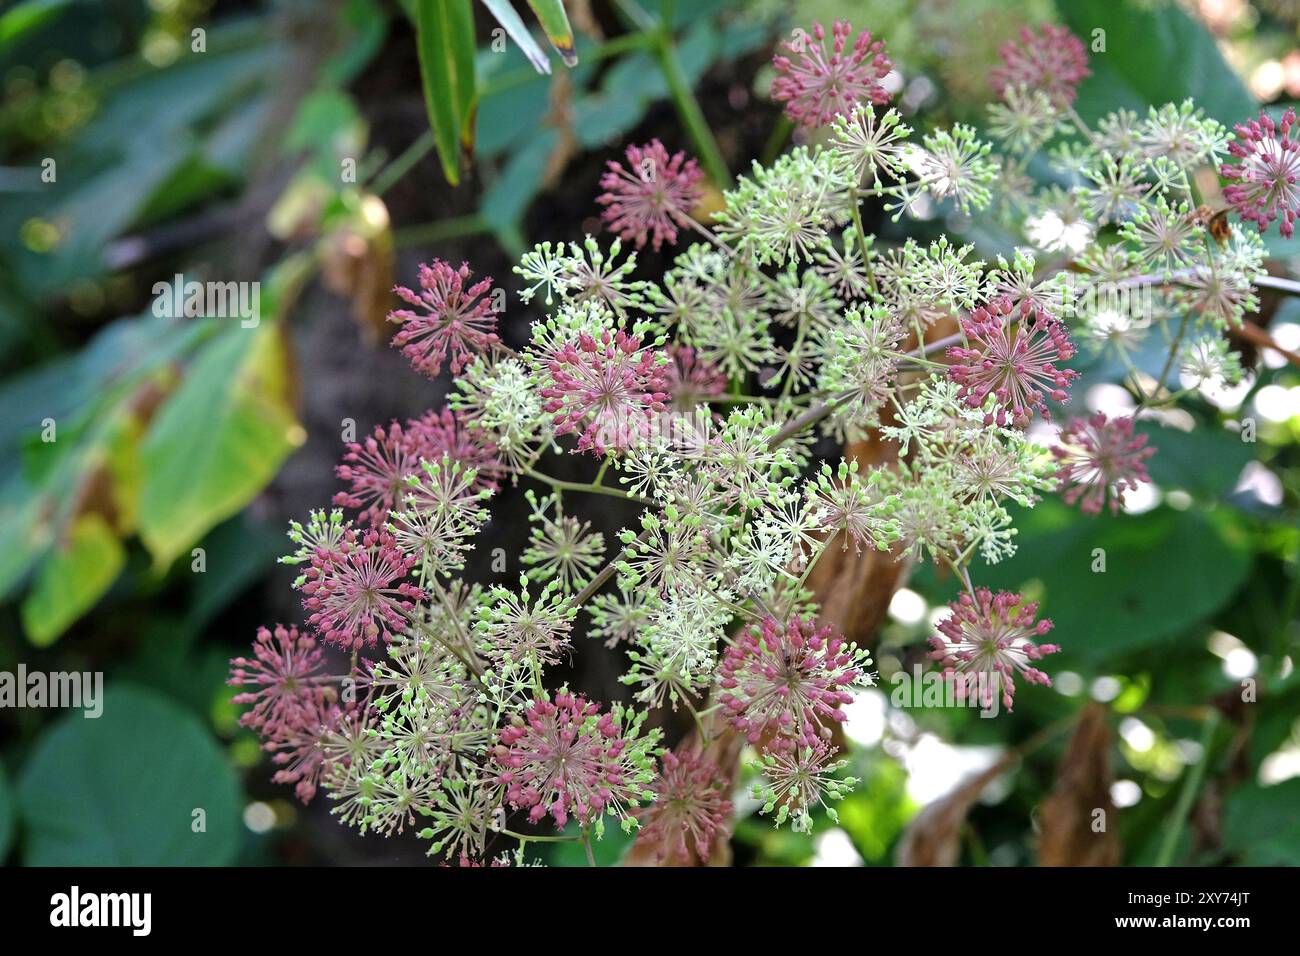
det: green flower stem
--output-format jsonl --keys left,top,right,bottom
{"left": 497, "top": 828, "right": 578, "bottom": 843}
{"left": 945, "top": 555, "right": 978, "bottom": 599}
{"left": 792, "top": 536, "right": 834, "bottom": 595}
{"left": 1155, "top": 709, "right": 1221, "bottom": 867}
{"left": 898, "top": 353, "right": 947, "bottom": 370}
{"left": 370, "top": 127, "right": 438, "bottom": 197}
{"left": 1140, "top": 311, "right": 1191, "bottom": 411}
{"left": 608, "top": 0, "right": 729, "bottom": 187}
{"left": 915, "top": 331, "right": 962, "bottom": 357}
{"left": 847, "top": 184, "right": 878, "bottom": 295}
{"left": 687, "top": 217, "right": 786, "bottom": 298}
{"left": 682, "top": 692, "right": 713, "bottom": 745}
{"left": 649, "top": 26, "right": 732, "bottom": 189}
{"left": 393, "top": 214, "right": 491, "bottom": 249}
{"left": 1065, "top": 107, "right": 1100, "bottom": 146}
{"left": 760, "top": 114, "right": 794, "bottom": 167}
{"left": 523, "top": 465, "right": 647, "bottom": 503}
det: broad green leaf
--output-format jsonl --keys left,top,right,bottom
{"left": 138, "top": 322, "right": 303, "bottom": 569}
{"left": 481, "top": 0, "right": 551, "bottom": 73}
{"left": 1138, "top": 422, "right": 1254, "bottom": 501}
{"left": 1060, "top": 0, "right": 1256, "bottom": 127}
{"left": 1223, "top": 780, "right": 1300, "bottom": 865}
{"left": 415, "top": 0, "right": 478, "bottom": 185}
{"left": 18, "top": 684, "right": 241, "bottom": 866}
{"left": 956, "top": 503, "right": 1250, "bottom": 665}
{"left": 481, "top": 127, "right": 558, "bottom": 233}
{"left": 524, "top": 0, "right": 576, "bottom": 67}
{"left": 20, "top": 513, "right": 125, "bottom": 647}
{"left": 287, "top": 89, "right": 366, "bottom": 157}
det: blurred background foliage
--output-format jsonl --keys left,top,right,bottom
{"left": 0, "top": 0, "right": 1297, "bottom": 867}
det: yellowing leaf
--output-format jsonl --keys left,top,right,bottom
{"left": 20, "top": 512, "right": 125, "bottom": 646}
{"left": 138, "top": 322, "right": 303, "bottom": 569}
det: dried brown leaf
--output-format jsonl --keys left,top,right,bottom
{"left": 1036, "top": 704, "right": 1121, "bottom": 866}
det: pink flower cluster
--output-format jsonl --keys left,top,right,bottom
{"left": 1221, "top": 107, "right": 1300, "bottom": 239}
{"left": 334, "top": 409, "right": 500, "bottom": 526}
{"left": 772, "top": 20, "right": 894, "bottom": 130}
{"left": 929, "top": 588, "right": 1060, "bottom": 711}
{"left": 389, "top": 259, "right": 500, "bottom": 377}
{"left": 541, "top": 329, "right": 670, "bottom": 455}
{"left": 229, "top": 624, "right": 330, "bottom": 739}
{"left": 492, "top": 690, "right": 641, "bottom": 828}
{"left": 664, "top": 345, "right": 728, "bottom": 409}
{"left": 597, "top": 140, "right": 704, "bottom": 251}
{"left": 989, "top": 23, "right": 1090, "bottom": 107}
{"left": 948, "top": 297, "right": 1079, "bottom": 428}
{"left": 228, "top": 624, "right": 341, "bottom": 801}
{"left": 718, "top": 615, "right": 862, "bottom": 752}
{"left": 634, "top": 748, "right": 733, "bottom": 864}
{"left": 1052, "top": 412, "right": 1155, "bottom": 515}
{"left": 301, "top": 528, "right": 424, "bottom": 650}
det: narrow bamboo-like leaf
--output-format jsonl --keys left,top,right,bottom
{"left": 525, "top": 0, "right": 577, "bottom": 67}
{"left": 480, "top": 0, "right": 551, "bottom": 74}
{"left": 414, "top": 0, "right": 478, "bottom": 185}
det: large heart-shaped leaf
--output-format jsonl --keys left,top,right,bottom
{"left": 18, "top": 684, "right": 241, "bottom": 865}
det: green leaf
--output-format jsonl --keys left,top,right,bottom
{"left": 524, "top": 0, "right": 576, "bottom": 67}
{"left": 1060, "top": 0, "right": 1255, "bottom": 126}
{"left": 138, "top": 322, "right": 303, "bottom": 570}
{"left": 322, "top": 0, "right": 390, "bottom": 87}
{"left": 481, "top": 127, "right": 558, "bottom": 234}
{"left": 1139, "top": 422, "right": 1253, "bottom": 501}
{"left": 18, "top": 684, "right": 241, "bottom": 866}
{"left": 0, "top": 0, "right": 75, "bottom": 49}
{"left": 1223, "top": 780, "right": 1300, "bottom": 865}
{"left": 20, "top": 513, "right": 125, "bottom": 647}
{"left": 0, "top": 761, "right": 13, "bottom": 862}
{"left": 966, "top": 504, "right": 1250, "bottom": 665}
{"left": 0, "top": 475, "right": 43, "bottom": 600}
{"left": 547, "top": 819, "right": 635, "bottom": 866}
{"left": 415, "top": 0, "right": 478, "bottom": 185}
{"left": 480, "top": 0, "right": 551, "bottom": 74}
